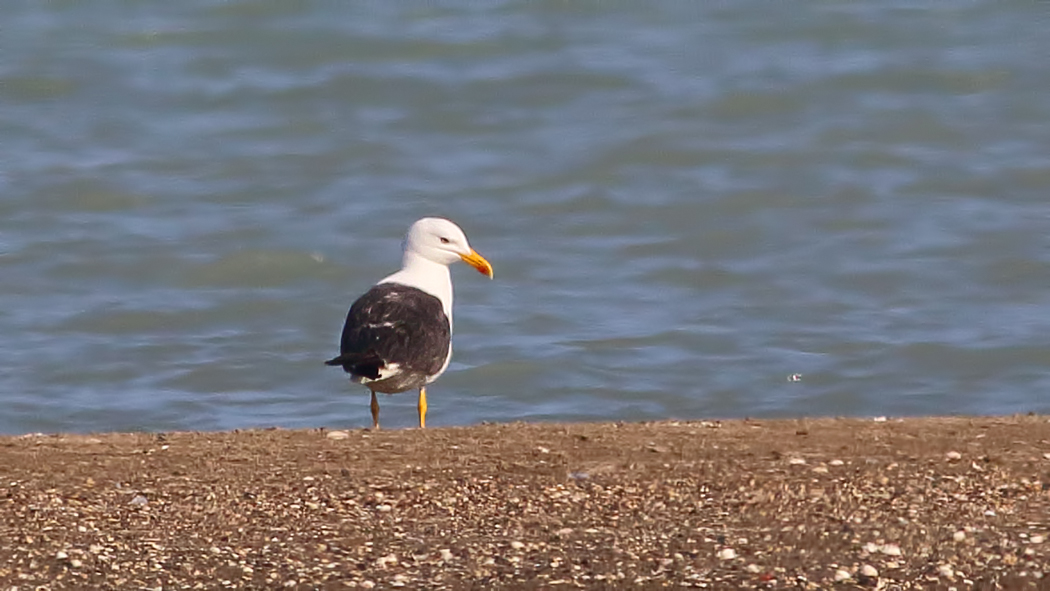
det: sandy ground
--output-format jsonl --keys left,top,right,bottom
{"left": 2, "top": 416, "right": 1050, "bottom": 590}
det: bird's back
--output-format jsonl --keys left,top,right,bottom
{"left": 326, "top": 282, "right": 451, "bottom": 393}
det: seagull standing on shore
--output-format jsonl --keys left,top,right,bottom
{"left": 325, "top": 218, "right": 493, "bottom": 429}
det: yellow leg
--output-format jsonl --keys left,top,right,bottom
{"left": 418, "top": 387, "right": 427, "bottom": 429}
{"left": 370, "top": 390, "right": 380, "bottom": 430}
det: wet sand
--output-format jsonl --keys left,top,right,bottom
{"left": 2, "top": 416, "right": 1050, "bottom": 589}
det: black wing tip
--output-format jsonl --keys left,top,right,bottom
{"left": 324, "top": 352, "right": 385, "bottom": 379}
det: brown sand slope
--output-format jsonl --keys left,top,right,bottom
{"left": 2, "top": 417, "right": 1050, "bottom": 590}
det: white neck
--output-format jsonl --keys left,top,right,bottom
{"left": 378, "top": 251, "right": 454, "bottom": 322}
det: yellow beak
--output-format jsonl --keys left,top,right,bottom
{"left": 460, "top": 249, "right": 494, "bottom": 279}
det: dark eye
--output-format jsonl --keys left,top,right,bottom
{"left": 439, "top": 237, "right": 450, "bottom": 244}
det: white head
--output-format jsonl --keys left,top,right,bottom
{"left": 403, "top": 217, "right": 494, "bottom": 278}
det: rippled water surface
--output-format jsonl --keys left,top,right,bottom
{"left": 2, "top": 2, "right": 1049, "bottom": 433}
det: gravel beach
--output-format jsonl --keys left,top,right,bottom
{"left": 3, "top": 416, "right": 1050, "bottom": 590}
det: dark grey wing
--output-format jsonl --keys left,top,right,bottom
{"left": 327, "top": 283, "right": 450, "bottom": 377}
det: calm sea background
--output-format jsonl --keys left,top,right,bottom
{"left": 2, "top": 1, "right": 1048, "bottom": 434}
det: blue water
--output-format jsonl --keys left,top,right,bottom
{"left": 2, "top": 1, "right": 1049, "bottom": 433}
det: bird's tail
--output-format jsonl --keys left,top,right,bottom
{"left": 325, "top": 350, "right": 385, "bottom": 380}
